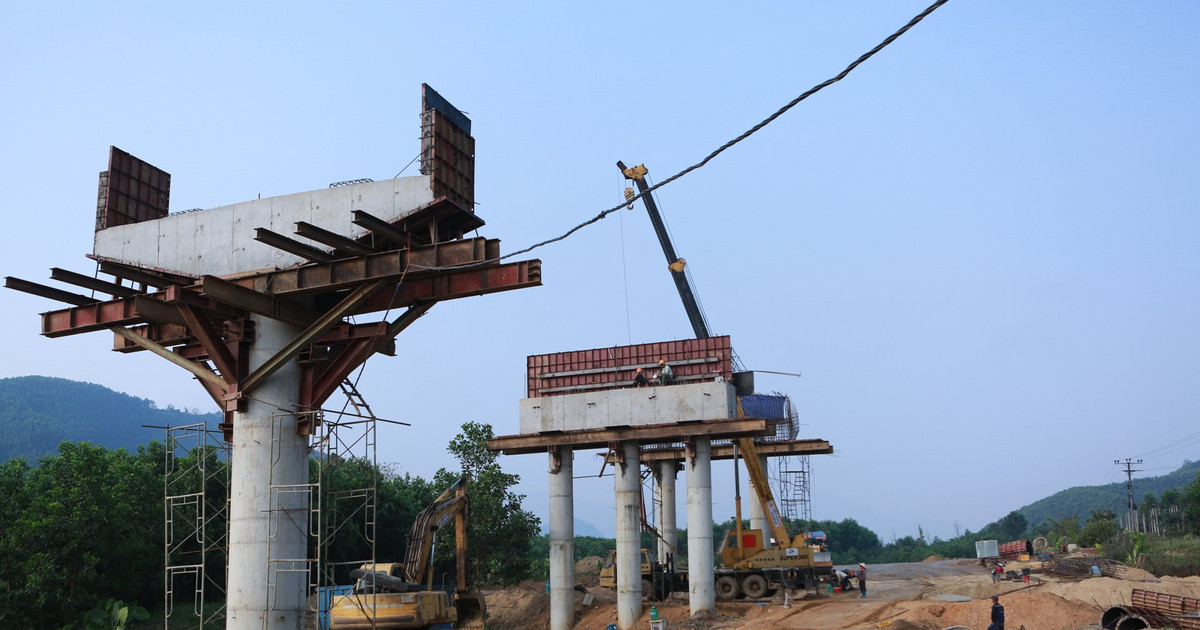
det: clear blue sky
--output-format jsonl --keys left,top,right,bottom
{"left": 2, "top": 1, "right": 1197, "bottom": 542}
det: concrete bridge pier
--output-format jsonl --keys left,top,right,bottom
{"left": 656, "top": 460, "right": 678, "bottom": 565}
{"left": 549, "top": 447, "right": 575, "bottom": 630}
{"left": 687, "top": 437, "right": 715, "bottom": 615}
{"left": 615, "top": 441, "right": 643, "bottom": 629}
{"left": 227, "top": 317, "right": 308, "bottom": 630}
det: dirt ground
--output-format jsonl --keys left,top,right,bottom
{"left": 482, "top": 558, "right": 1200, "bottom": 630}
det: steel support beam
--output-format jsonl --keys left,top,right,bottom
{"left": 108, "top": 325, "right": 226, "bottom": 390}
{"left": 616, "top": 439, "right": 834, "bottom": 463}
{"left": 302, "top": 302, "right": 434, "bottom": 409}
{"left": 294, "top": 221, "right": 376, "bottom": 256}
{"left": 253, "top": 227, "right": 336, "bottom": 263}
{"left": 241, "top": 237, "right": 498, "bottom": 295}
{"left": 176, "top": 304, "right": 239, "bottom": 384}
{"left": 38, "top": 260, "right": 538, "bottom": 338}
{"left": 239, "top": 280, "right": 384, "bottom": 397}
{"left": 50, "top": 267, "right": 138, "bottom": 297}
{"left": 199, "top": 275, "right": 319, "bottom": 328}
{"left": 4, "top": 276, "right": 99, "bottom": 306}
{"left": 487, "top": 418, "right": 771, "bottom": 455}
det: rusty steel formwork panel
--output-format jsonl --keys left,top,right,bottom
{"left": 96, "top": 146, "right": 171, "bottom": 231}
{"left": 420, "top": 85, "right": 474, "bottom": 211}
{"left": 526, "top": 336, "right": 733, "bottom": 398}
{"left": 1131, "top": 588, "right": 1200, "bottom": 616}
{"left": 998, "top": 539, "right": 1032, "bottom": 559}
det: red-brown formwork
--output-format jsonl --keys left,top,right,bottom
{"left": 998, "top": 539, "right": 1033, "bottom": 559}
{"left": 527, "top": 336, "right": 733, "bottom": 398}
{"left": 95, "top": 146, "right": 171, "bottom": 231}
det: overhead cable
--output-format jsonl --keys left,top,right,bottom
{"left": 411, "top": 0, "right": 951, "bottom": 272}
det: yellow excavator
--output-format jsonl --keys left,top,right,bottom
{"left": 715, "top": 436, "right": 833, "bottom": 599}
{"left": 329, "top": 477, "right": 485, "bottom": 629}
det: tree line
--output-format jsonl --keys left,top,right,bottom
{"left": 0, "top": 421, "right": 540, "bottom": 628}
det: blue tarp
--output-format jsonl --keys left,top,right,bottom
{"left": 739, "top": 394, "right": 788, "bottom": 420}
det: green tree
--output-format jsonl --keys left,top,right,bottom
{"left": 6, "top": 442, "right": 162, "bottom": 626}
{"left": 1185, "top": 473, "right": 1200, "bottom": 535}
{"left": 433, "top": 422, "right": 541, "bottom": 587}
{"left": 1078, "top": 510, "right": 1120, "bottom": 547}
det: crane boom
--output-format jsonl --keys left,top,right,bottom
{"left": 736, "top": 437, "right": 794, "bottom": 548}
{"left": 618, "top": 161, "right": 710, "bottom": 339}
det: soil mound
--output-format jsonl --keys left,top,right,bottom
{"left": 576, "top": 555, "right": 604, "bottom": 575}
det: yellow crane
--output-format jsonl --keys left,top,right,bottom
{"left": 714, "top": 437, "right": 832, "bottom": 600}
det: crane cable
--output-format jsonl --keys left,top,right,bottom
{"left": 407, "top": 0, "right": 951, "bottom": 272}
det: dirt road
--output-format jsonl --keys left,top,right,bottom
{"left": 484, "top": 558, "right": 1200, "bottom": 630}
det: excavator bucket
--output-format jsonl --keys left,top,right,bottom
{"left": 453, "top": 591, "right": 486, "bottom": 629}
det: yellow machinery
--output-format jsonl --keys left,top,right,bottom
{"left": 329, "top": 477, "right": 485, "bottom": 629}
{"left": 715, "top": 437, "right": 833, "bottom": 600}
{"left": 597, "top": 548, "right": 686, "bottom": 601}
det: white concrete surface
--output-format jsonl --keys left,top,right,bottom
{"left": 518, "top": 381, "right": 736, "bottom": 435}
{"left": 687, "top": 438, "right": 715, "bottom": 615}
{"left": 615, "top": 442, "right": 642, "bottom": 630}
{"left": 548, "top": 449, "right": 574, "bottom": 630}
{"left": 227, "top": 317, "right": 308, "bottom": 630}
{"left": 657, "top": 461, "right": 677, "bottom": 566}
{"left": 94, "top": 176, "right": 435, "bottom": 277}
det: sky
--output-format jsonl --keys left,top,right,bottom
{"left": 1, "top": 1, "right": 1198, "bottom": 544}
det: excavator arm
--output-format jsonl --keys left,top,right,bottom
{"left": 403, "top": 476, "right": 468, "bottom": 589}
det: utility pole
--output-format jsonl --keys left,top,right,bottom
{"left": 1116, "top": 458, "right": 1143, "bottom": 533}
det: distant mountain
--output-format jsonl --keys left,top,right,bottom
{"left": 1019, "top": 459, "right": 1200, "bottom": 527}
{"left": 0, "top": 375, "right": 223, "bottom": 461}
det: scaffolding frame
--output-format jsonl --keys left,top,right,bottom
{"left": 163, "top": 422, "right": 231, "bottom": 629}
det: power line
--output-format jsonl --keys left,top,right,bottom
{"left": 408, "top": 0, "right": 952, "bottom": 272}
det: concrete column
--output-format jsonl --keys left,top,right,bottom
{"left": 657, "top": 460, "right": 677, "bottom": 566}
{"left": 687, "top": 438, "right": 714, "bottom": 615}
{"left": 549, "top": 448, "right": 575, "bottom": 630}
{"left": 747, "top": 455, "right": 768, "bottom": 538}
{"left": 615, "top": 441, "right": 642, "bottom": 630}
{"left": 228, "top": 317, "right": 308, "bottom": 630}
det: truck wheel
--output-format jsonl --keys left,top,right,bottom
{"left": 641, "top": 579, "right": 654, "bottom": 602}
{"left": 715, "top": 575, "right": 738, "bottom": 601}
{"left": 741, "top": 574, "right": 769, "bottom": 599}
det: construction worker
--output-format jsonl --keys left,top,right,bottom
{"left": 656, "top": 359, "right": 674, "bottom": 385}
{"left": 989, "top": 595, "right": 1005, "bottom": 630}
{"left": 858, "top": 563, "right": 867, "bottom": 598}
{"left": 634, "top": 367, "right": 649, "bottom": 388}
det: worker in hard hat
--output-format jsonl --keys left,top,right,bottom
{"left": 656, "top": 359, "right": 674, "bottom": 385}
{"left": 634, "top": 367, "right": 649, "bottom": 388}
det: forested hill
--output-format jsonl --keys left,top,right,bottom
{"left": 0, "top": 375, "right": 222, "bottom": 461}
{"left": 1020, "top": 459, "right": 1200, "bottom": 527}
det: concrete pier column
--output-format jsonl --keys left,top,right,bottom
{"left": 687, "top": 438, "right": 715, "bottom": 615}
{"left": 549, "top": 448, "right": 575, "bottom": 630}
{"left": 615, "top": 441, "right": 642, "bottom": 629}
{"left": 657, "top": 460, "right": 678, "bottom": 565}
{"left": 747, "top": 454, "right": 768, "bottom": 538}
{"left": 228, "top": 317, "right": 308, "bottom": 630}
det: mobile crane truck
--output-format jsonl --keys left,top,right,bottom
{"left": 715, "top": 437, "right": 833, "bottom": 600}
{"left": 329, "top": 477, "right": 485, "bottom": 629}
{"left": 618, "top": 161, "right": 832, "bottom": 600}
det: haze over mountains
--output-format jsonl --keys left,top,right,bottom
{"left": 2, "top": 375, "right": 1196, "bottom": 535}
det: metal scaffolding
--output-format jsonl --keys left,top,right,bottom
{"left": 163, "top": 422, "right": 231, "bottom": 629}
{"left": 777, "top": 455, "right": 812, "bottom": 525}
{"left": 310, "top": 380, "right": 381, "bottom": 628}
